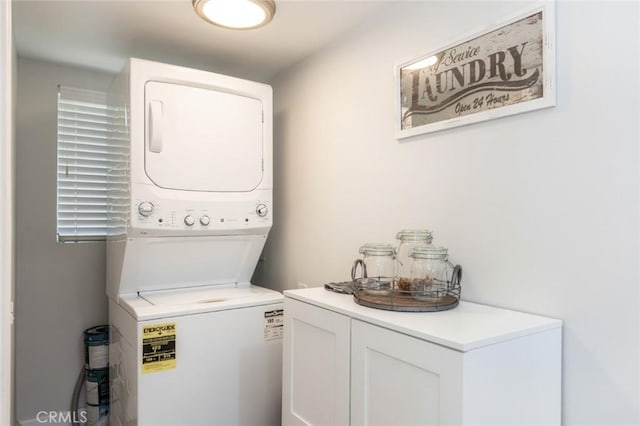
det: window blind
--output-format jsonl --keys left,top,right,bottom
{"left": 56, "top": 85, "right": 120, "bottom": 242}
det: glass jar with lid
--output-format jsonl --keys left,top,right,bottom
{"left": 395, "top": 229, "right": 433, "bottom": 292}
{"left": 409, "top": 245, "right": 450, "bottom": 302}
{"left": 351, "top": 243, "right": 395, "bottom": 294}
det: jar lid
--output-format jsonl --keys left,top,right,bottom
{"left": 359, "top": 243, "right": 395, "bottom": 256}
{"left": 396, "top": 229, "right": 433, "bottom": 243}
{"left": 409, "top": 245, "right": 448, "bottom": 259}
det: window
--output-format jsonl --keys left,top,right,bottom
{"left": 56, "top": 85, "right": 118, "bottom": 242}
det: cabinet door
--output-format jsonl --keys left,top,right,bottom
{"left": 351, "top": 319, "right": 463, "bottom": 426}
{"left": 283, "top": 298, "right": 351, "bottom": 426}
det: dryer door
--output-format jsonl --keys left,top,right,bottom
{"left": 144, "top": 81, "right": 263, "bottom": 192}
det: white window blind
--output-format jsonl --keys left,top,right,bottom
{"left": 56, "top": 85, "right": 117, "bottom": 242}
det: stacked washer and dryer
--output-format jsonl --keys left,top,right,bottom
{"left": 106, "top": 59, "right": 283, "bottom": 425}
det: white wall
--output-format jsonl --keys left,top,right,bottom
{"left": 257, "top": 1, "right": 639, "bottom": 424}
{"left": 15, "top": 58, "right": 113, "bottom": 422}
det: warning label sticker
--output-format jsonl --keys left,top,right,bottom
{"left": 264, "top": 309, "right": 284, "bottom": 341}
{"left": 142, "top": 322, "right": 176, "bottom": 374}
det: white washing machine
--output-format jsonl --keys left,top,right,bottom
{"left": 106, "top": 59, "right": 282, "bottom": 426}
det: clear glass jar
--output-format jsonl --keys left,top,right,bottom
{"left": 409, "top": 245, "right": 449, "bottom": 302}
{"left": 395, "top": 229, "right": 433, "bottom": 291}
{"left": 353, "top": 243, "right": 395, "bottom": 293}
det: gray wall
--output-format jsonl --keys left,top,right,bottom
{"left": 256, "top": 1, "right": 639, "bottom": 425}
{"left": 15, "top": 57, "right": 113, "bottom": 422}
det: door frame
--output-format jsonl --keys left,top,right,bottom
{"left": 0, "top": 0, "right": 15, "bottom": 423}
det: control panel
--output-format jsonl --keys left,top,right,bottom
{"left": 131, "top": 198, "right": 272, "bottom": 234}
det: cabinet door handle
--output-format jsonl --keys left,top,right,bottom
{"left": 148, "top": 100, "right": 163, "bottom": 153}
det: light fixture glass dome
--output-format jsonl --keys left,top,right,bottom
{"left": 193, "top": 0, "right": 276, "bottom": 30}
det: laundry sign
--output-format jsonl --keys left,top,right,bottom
{"left": 396, "top": 3, "right": 555, "bottom": 138}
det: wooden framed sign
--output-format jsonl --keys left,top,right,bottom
{"left": 396, "top": 2, "right": 556, "bottom": 139}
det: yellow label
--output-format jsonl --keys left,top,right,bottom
{"left": 141, "top": 322, "right": 176, "bottom": 374}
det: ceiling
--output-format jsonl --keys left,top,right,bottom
{"left": 13, "top": 0, "right": 391, "bottom": 82}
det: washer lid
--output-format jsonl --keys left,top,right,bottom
{"left": 120, "top": 284, "right": 283, "bottom": 320}
{"left": 144, "top": 81, "right": 264, "bottom": 192}
{"left": 109, "top": 234, "right": 269, "bottom": 298}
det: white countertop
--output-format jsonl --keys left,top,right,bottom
{"left": 284, "top": 287, "right": 561, "bottom": 352}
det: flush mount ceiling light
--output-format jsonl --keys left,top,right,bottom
{"left": 193, "top": 0, "right": 276, "bottom": 30}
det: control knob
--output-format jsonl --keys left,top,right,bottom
{"left": 256, "top": 204, "right": 268, "bottom": 217}
{"left": 200, "top": 215, "right": 210, "bottom": 226}
{"left": 184, "top": 215, "right": 195, "bottom": 226}
{"left": 138, "top": 202, "right": 154, "bottom": 217}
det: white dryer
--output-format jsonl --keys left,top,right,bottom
{"left": 106, "top": 59, "right": 282, "bottom": 426}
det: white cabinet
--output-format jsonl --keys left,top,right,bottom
{"left": 350, "top": 319, "right": 463, "bottom": 425}
{"left": 283, "top": 288, "right": 562, "bottom": 426}
{"left": 282, "top": 294, "right": 351, "bottom": 426}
